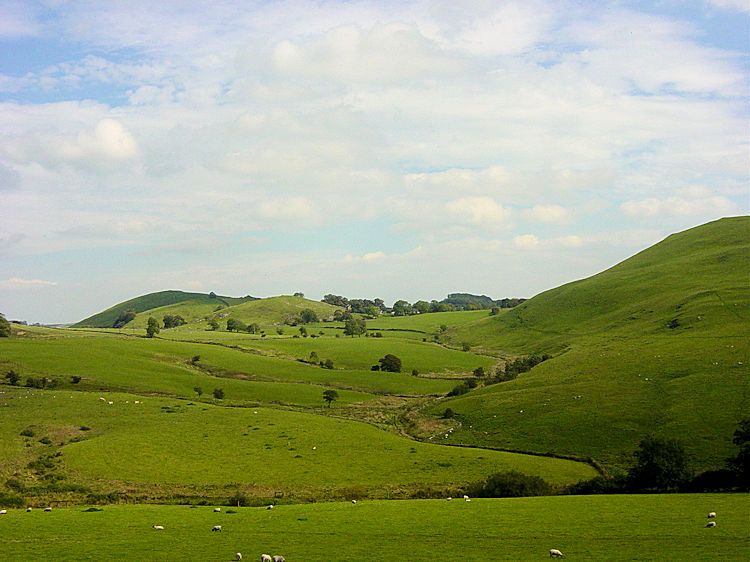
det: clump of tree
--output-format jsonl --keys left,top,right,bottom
{"left": 627, "top": 436, "right": 691, "bottom": 491}
{"left": 212, "top": 388, "right": 224, "bottom": 399}
{"left": 207, "top": 319, "right": 219, "bottom": 331}
{"left": 299, "top": 309, "right": 318, "bottom": 324}
{"left": 226, "top": 318, "right": 247, "bottom": 332}
{"left": 344, "top": 318, "right": 366, "bottom": 337}
{"left": 163, "top": 314, "right": 187, "bottom": 328}
{"left": 467, "top": 471, "right": 553, "bottom": 498}
{"left": 194, "top": 386, "right": 203, "bottom": 397}
{"left": 112, "top": 309, "right": 136, "bottom": 328}
{"left": 4, "top": 370, "right": 21, "bottom": 386}
{"left": 377, "top": 354, "right": 402, "bottom": 373}
{"left": 446, "top": 378, "right": 478, "bottom": 397}
{"left": 727, "top": 418, "right": 750, "bottom": 489}
{"left": 487, "top": 354, "right": 551, "bottom": 384}
{"left": 146, "top": 317, "right": 160, "bottom": 338}
{"left": 323, "top": 389, "right": 339, "bottom": 407}
{"left": 0, "top": 313, "right": 11, "bottom": 337}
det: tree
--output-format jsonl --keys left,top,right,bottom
{"left": 413, "top": 300, "right": 430, "bottom": 314}
{"left": 207, "top": 318, "right": 219, "bottom": 331}
{"left": 473, "top": 367, "right": 485, "bottom": 377}
{"left": 194, "top": 386, "right": 203, "bottom": 397}
{"left": 727, "top": 418, "right": 750, "bottom": 488}
{"left": 333, "top": 309, "right": 352, "bottom": 321}
{"left": 300, "top": 309, "right": 318, "bottom": 324}
{"left": 322, "top": 294, "right": 349, "bottom": 307}
{"left": 362, "top": 305, "right": 379, "bottom": 318}
{"left": 163, "top": 314, "right": 187, "bottom": 328}
{"left": 112, "top": 309, "right": 136, "bottom": 328}
{"left": 309, "top": 351, "right": 319, "bottom": 363}
{"left": 299, "top": 326, "right": 308, "bottom": 337}
{"left": 0, "top": 313, "right": 11, "bottom": 337}
{"left": 294, "top": 292, "right": 305, "bottom": 297}
{"left": 5, "top": 370, "right": 20, "bottom": 385}
{"left": 146, "top": 317, "right": 160, "bottom": 338}
{"left": 343, "top": 318, "right": 366, "bottom": 337}
{"left": 323, "top": 389, "right": 339, "bottom": 407}
{"left": 247, "top": 323, "right": 259, "bottom": 334}
{"left": 627, "top": 436, "right": 691, "bottom": 491}
{"left": 323, "top": 358, "right": 334, "bottom": 369}
{"left": 378, "top": 354, "right": 402, "bottom": 373}
{"left": 212, "top": 388, "right": 224, "bottom": 399}
{"left": 392, "top": 300, "right": 413, "bottom": 316}
{"left": 226, "top": 318, "right": 246, "bottom": 332}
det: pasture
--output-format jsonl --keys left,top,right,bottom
{"left": 0, "top": 494, "right": 746, "bottom": 560}
{"left": 0, "top": 388, "right": 595, "bottom": 502}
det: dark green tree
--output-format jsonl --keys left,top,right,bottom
{"left": 378, "top": 354, "right": 402, "bottom": 373}
{"left": 163, "top": 314, "right": 187, "bottom": 328}
{"left": 392, "top": 300, "right": 412, "bottom": 316}
{"left": 0, "top": 313, "right": 11, "bottom": 337}
{"left": 112, "top": 309, "right": 136, "bottom": 328}
{"left": 300, "top": 309, "right": 319, "bottom": 323}
{"left": 727, "top": 418, "right": 750, "bottom": 489}
{"left": 194, "top": 386, "right": 203, "bottom": 397}
{"left": 146, "top": 317, "right": 160, "bottom": 338}
{"left": 212, "top": 388, "right": 224, "bottom": 399}
{"left": 226, "top": 318, "right": 246, "bottom": 332}
{"left": 207, "top": 318, "right": 219, "bottom": 331}
{"left": 5, "top": 370, "right": 20, "bottom": 385}
{"left": 343, "top": 318, "right": 366, "bottom": 337}
{"left": 413, "top": 300, "right": 430, "bottom": 314}
{"left": 627, "top": 436, "right": 691, "bottom": 491}
{"left": 323, "top": 389, "right": 339, "bottom": 407}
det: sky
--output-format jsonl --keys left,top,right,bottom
{"left": 0, "top": 0, "right": 747, "bottom": 324}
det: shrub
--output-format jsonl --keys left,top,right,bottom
{"left": 447, "top": 383, "right": 470, "bottom": 397}
{"left": 461, "top": 342, "right": 471, "bottom": 352}
{"left": 79, "top": 426, "right": 91, "bottom": 431}
{"left": 212, "top": 388, "right": 225, "bottom": 400}
{"left": 38, "top": 437, "right": 52, "bottom": 445}
{"left": 70, "top": 375, "right": 82, "bottom": 384}
{"left": 323, "top": 359, "right": 334, "bottom": 369}
{"left": 442, "top": 408, "right": 455, "bottom": 419}
{"left": 5, "top": 370, "right": 20, "bottom": 385}
{"left": 5, "top": 478, "right": 23, "bottom": 491}
{"left": 19, "top": 428, "right": 34, "bottom": 437}
{"left": 467, "top": 471, "right": 553, "bottom": 498}
{"left": 473, "top": 367, "right": 485, "bottom": 377}
{"left": 378, "top": 354, "right": 402, "bottom": 373}
{"left": 411, "top": 369, "right": 419, "bottom": 376}
{"left": 565, "top": 475, "right": 626, "bottom": 495}
{"left": 0, "top": 492, "right": 25, "bottom": 508}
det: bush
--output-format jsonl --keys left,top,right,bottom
{"left": 19, "top": 428, "right": 34, "bottom": 437}
{"left": 467, "top": 471, "right": 553, "bottom": 498}
{"left": 5, "top": 370, "right": 20, "bottom": 385}
{"left": 212, "top": 388, "right": 225, "bottom": 400}
{"left": 378, "top": 354, "right": 402, "bottom": 373}
{"left": 473, "top": 367, "right": 485, "bottom": 377}
{"left": 447, "top": 382, "right": 470, "bottom": 397}
{"left": 461, "top": 342, "right": 471, "bottom": 352}
{"left": 70, "top": 375, "right": 82, "bottom": 384}
{"left": 0, "top": 492, "right": 25, "bottom": 508}
{"left": 442, "top": 408, "right": 455, "bottom": 419}
{"left": 38, "top": 437, "right": 52, "bottom": 445}
{"left": 323, "top": 359, "right": 334, "bottom": 370}
{"left": 627, "top": 436, "right": 691, "bottom": 491}
{"left": 411, "top": 369, "right": 419, "bottom": 376}
{"left": 565, "top": 475, "right": 626, "bottom": 495}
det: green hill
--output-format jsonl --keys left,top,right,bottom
{"left": 431, "top": 217, "right": 749, "bottom": 470}
{"left": 206, "top": 295, "right": 342, "bottom": 327}
{"left": 73, "top": 290, "right": 256, "bottom": 328}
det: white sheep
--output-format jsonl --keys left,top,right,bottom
{"left": 99, "top": 397, "right": 106, "bottom": 401}
{"left": 212, "top": 525, "right": 222, "bottom": 532}
{"left": 0, "top": 509, "right": 7, "bottom": 514}
{"left": 706, "top": 521, "right": 716, "bottom": 528}
{"left": 235, "top": 553, "right": 242, "bottom": 561}
{"left": 465, "top": 498, "right": 471, "bottom": 502}
{"left": 707, "top": 512, "right": 716, "bottom": 518}
{"left": 153, "top": 525, "right": 164, "bottom": 530}
{"left": 549, "top": 548, "right": 564, "bottom": 558}
{"left": 260, "top": 555, "right": 272, "bottom": 562}
{"left": 351, "top": 500, "right": 357, "bottom": 504}
{"left": 266, "top": 504, "right": 274, "bottom": 510}
{"left": 272, "top": 556, "right": 285, "bottom": 562}
{"left": 44, "top": 507, "right": 52, "bottom": 512}
{"left": 26, "top": 507, "right": 32, "bottom": 512}
{"left": 463, "top": 495, "right": 469, "bottom": 499}
{"left": 446, "top": 497, "right": 452, "bottom": 501}
{"left": 214, "top": 507, "right": 221, "bottom": 512}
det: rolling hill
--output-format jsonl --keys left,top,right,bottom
{"left": 73, "top": 291, "right": 257, "bottom": 328}
{"left": 432, "top": 216, "right": 749, "bottom": 470}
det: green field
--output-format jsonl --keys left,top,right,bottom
{"left": 0, "top": 494, "right": 746, "bottom": 560}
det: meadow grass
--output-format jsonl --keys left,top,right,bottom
{"left": 0, "top": 494, "right": 746, "bottom": 560}
{"left": 0, "top": 388, "right": 595, "bottom": 499}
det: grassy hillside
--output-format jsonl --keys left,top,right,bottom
{"left": 0, "top": 495, "right": 746, "bottom": 560}
{"left": 73, "top": 291, "right": 255, "bottom": 328}
{"left": 432, "top": 217, "right": 750, "bottom": 470}
{"left": 207, "top": 295, "right": 342, "bottom": 327}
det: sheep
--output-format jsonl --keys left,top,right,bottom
{"left": 26, "top": 507, "right": 32, "bottom": 512}
{"left": 152, "top": 525, "right": 164, "bottom": 530}
{"left": 706, "top": 521, "right": 716, "bottom": 528}
{"left": 465, "top": 498, "right": 471, "bottom": 502}
{"left": 235, "top": 553, "right": 242, "bottom": 561}
{"left": 266, "top": 504, "right": 274, "bottom": 510}
{"left": 707, "top": 512, "right": 716, "bottom": 518}
{"left": 44, "top": 507, "right": 52, "bottom": 512}
{"left": 463, "top": 495, "right": 469, "bottom": 499}
{"left": 549, "top": 548, "right": 564, "bottom": 557}
{"left": 260, "top": 555, "right": 272, "bottom": 562}
{"left": 214, "top": 507, "right": 221, "bottom": 512}
{"left": 99, "top": 397, "right": 106, "bottom": 401}
{"left": 212, "top": 525, "right": 222, "bottom": 532}
{"left": 272, "top": 556, "right": 285, "bottom": 562}
{"left": 351, "top": 500, "right": 357, "bottom": 504}
{"left": 446, "top": 497, "right": 452, "bottom": 501}
{"left": 0, "top": 509, "right": 7, "bottom": 514}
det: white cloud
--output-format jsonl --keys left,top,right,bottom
{"left": 445, "top": 197, "right": 512, "bottom": 226}
{"left": 704, "top": 0, "right": 750, "bottom": 12}
{"left": 256, "top": 197, "right": 320, "bottom": 224}
{"left": 621, "top": 195, "right": 737, "bottom": 218}
{"left": 513, "top": 234, "right": 540, "bottom": 249}
{"left": 0, "top": 277, "right": 57, "bottom": 288}
{"left": 342, "top": 250, "right": 387, "bottom": 263}
{"left": 523, "top": 204, "right": 573, "bottom": 224}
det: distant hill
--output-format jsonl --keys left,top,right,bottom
{"left": 210, "top": 295, "right": 342, "bottom": 327}
{"left": 441, "top": 293, "right": 525, "bottom": 310}
{"left": 436, "top": 216, "right": 749, "bottom": 470}
{"left": 73, "top": 290, "right": 257, "bottom": 328}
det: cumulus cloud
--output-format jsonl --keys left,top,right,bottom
{"left": 621, "top": 195, "right": 737, "bottom": 218}
{"left": 523, "top": 204, "right": 573, "bottom": 224}
{"left": 0, "top": 277, "right": 57, "bottom": 288}
{"left": 445, "top": 197, "right": 512, "bottom": 226}
{"left": 704, "top": 0, "right": 750, "bottom": 12}
{"left": 342, "top": 250, "right": 387, "bottom": 263}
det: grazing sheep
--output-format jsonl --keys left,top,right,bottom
{"left": 235, "top": 553, "right": 242, "bottom": 561}
{"left": 260, "top": 555, "right": 272, "bottom": 562}
{"left": 153, "top": 525, "right": 164, "bottom": 530}
{"left": 463, "top": 495, "right": 469, "bottom": 499}
{"left": 26, "top": 507, "right": 32, "bottom": 512}
{"left": 465, "top": 498, "right": 471, "bottom": 502}
{"left": 707, "top": 512, "right": 716, "bottom": 518}
{"left": 549, "top": 549, "right": 564, "bottom": 558}
{"left": 272, "top": 556, "right": 285, "bottom": 562}
{"left": 446, "top": 497, "right": 452, "bottom": 501}
{"left": 351, "top": 500, "right": 357, "bottom": 504}
{"left": 266, "top": 504, "right": 274, "bottom": 510}
{"left": 212, "top": 525, "right": 222, "bottom": 532}
{"left": 44, "top": 507, "right": 52, "bottom": 512}
{"left": 706, "top": 521, "right": 716, "bottom": 528}
{"left": 214, "top": 507, "right": 221, "bottom": 512}
{"left": 99, "top": 397, "right": 106, "bottom": 401}
{"left": 0, "top": 509, "right": 7, "bottom": 514}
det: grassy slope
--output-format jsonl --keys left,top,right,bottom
{"left": 209, "top": 295, "right": 343, "bottom": 327}
{"left": 0, "top": 495, "right": 746, "bottom": 560}
{"left": 0, "top": 389, "right": 595, "bottom": 497}
{"left": 432, "top": 217, "right": 750, "bottom": 470}
{"left": 73, "top": 291, "right": 250, "bottom": 328}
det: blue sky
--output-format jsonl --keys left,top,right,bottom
{"left": 0, "top": 0, "right": 747, "bottom": 324}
